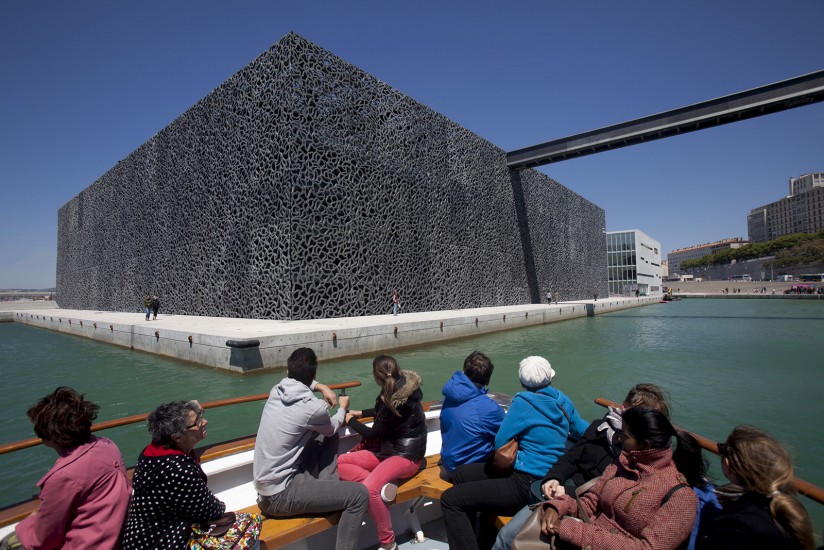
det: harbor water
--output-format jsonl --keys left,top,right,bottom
{"left": 1, "top": 298, "right": 823, "bottom": 533}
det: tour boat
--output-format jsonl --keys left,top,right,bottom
{"left": 1, "top": 385, "right": 822, "bottom": 550}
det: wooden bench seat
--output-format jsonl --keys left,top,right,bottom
{"left": 246, "top": 454, "right": 451, "bottom": 550}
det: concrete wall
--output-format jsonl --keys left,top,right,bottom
{"left": 56, "top": 33, "right": 607, "bottom": 320}
{"left": 11, "top": 299, "right": 655, "bottom": 372}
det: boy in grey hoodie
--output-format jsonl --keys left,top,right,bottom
{"left": 254, "top": 347, "right": 368, "bottom": 550}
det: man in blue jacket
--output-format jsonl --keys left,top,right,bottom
{"left": 440, "top": 351, "right": 505, "bottom": 479}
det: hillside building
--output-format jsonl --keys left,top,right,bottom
{"left": 747, "top": 173, "right": 824, "bottom": 243}
{"left": 667, "top": 238, "right": 748, "bottom": 276}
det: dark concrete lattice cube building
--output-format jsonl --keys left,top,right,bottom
{"left": 56, "top": 33, "right": 607, "bottom": 320}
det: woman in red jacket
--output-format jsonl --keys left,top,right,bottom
{"left": 540, "top": 406, "right": 706, "bottom": 550}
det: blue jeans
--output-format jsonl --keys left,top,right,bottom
{"left": 145, "top": 306, "right": 151, "bottom": 320}
{"left": 492, "top": 504, "right": 533, "bottom": 550}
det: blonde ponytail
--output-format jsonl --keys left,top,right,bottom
{"left": 722, "top": 426, "right": 814, "bottom": 550}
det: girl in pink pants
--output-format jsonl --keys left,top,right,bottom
{"left": 339, "top": 356, "right": 428, "bottom": 550}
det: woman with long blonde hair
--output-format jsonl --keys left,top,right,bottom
{"left": 697, "top": 426, "right": 814, "bottom": 550}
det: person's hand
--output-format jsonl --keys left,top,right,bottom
{"left": 337, "top": 394, "right": 351, "bottom": 411}
{"left": 315, "top": 384, "right": 337, "bottom": 409}
{"left": 541, "top": 479, "right": 566, "bottom": 499}
{"left": 345, "top": 412, "right": 355, "bottom": 423}
{"left": 540, "top": 507, "right": 561, "bottom": 537}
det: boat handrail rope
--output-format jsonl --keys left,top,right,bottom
{"left": 595, "top": 397, "right": 824, "bottom": 505}
{"left": 0, "top": 381, "right": 362, "bottom": 456}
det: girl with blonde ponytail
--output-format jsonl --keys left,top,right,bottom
{"left": 338, "top": 355, "right": 427, "bottom": 550}
{"left": 697, "top": 426, "right": 814, "bottom": 550}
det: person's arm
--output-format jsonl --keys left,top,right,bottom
{"left": 15, "top": 473, "right": 81, "bottom": 550}
{"left": 542, "top": 420, "right": 601, "bottom": 490}
{"left": 307, "top": 394, "right": 349, "bottom": 435}
{"left": 310, "top": 382, "right": 337, "bottom": 409}
{"left": 560, "top": 396, "right": 590, "bottom": 440}
{"left": 494, "top": 397, "right": 527, "bottom": 448}
{"left": 346, "top": 405, "right": 400, "bottom": 440}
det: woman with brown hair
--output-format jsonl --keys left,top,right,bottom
{"left": 338, "top": 355, "right": 427, "bottom": 550}
{"left": 696, "top": 426, "right": 814, "bottom": 550}
{"left": 0, "top": 387, "right": 130, "bottom": 550}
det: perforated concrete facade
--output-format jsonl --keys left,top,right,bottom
{"left": 56, "top": 33, "right": 607, "bottom": 320}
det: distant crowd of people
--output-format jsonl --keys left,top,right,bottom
{"left": 0, "top": 348, "right": 817, "bottom": 550}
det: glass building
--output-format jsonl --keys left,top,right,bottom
{"left": 606, "top": 230, "right": 662, "bottom": 296}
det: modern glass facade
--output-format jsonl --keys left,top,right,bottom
{"left": 607, "top": 231, "right": 637, "bottom": 295}
{"left": 607, "top": 229, "right": 662, "bottom": 295}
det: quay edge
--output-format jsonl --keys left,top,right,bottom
{"left": 7, "top": 298, "right": 658, "bottom": 373}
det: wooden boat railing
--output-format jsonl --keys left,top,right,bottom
{"left": 0, "top": 381, "right": 362, "bottom": 456}
{"left": 595, "top": 397, "right": 824, "bottom": 505}
{"left": 1, "top": 389, "right": 821, "bottom": 507}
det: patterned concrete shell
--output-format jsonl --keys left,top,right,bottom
{"left": 56, "top": 33, "right": 607, "bottom": 320}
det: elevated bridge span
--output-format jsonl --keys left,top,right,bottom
{"left": 507, "top": 69, "right": 824, "bottom": 170}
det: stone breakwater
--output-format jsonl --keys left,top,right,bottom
{"left": 6, "top": 297, "right": 655, "bottom": 373}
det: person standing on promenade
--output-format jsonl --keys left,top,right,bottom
{"left": 253, "top": 347, "right": 368, "bottom": 550}
{"left": 546, "top": 290, "right": 552, "bottom": 305}
{"left": 440, "top": 351, "right": 505, "bottom": 480}
{"left": 151, "top": 295, "right": 160, "bottom": 320}
{"left": 143, "top": 295, "right": 152, "bottom": 321}
{"left": 391, "top": 289, "right": 400, "bottom": 316}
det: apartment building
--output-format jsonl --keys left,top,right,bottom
{"left": 667, "top": 238, "right": 748, "bottom": 276}
{"left": 748, "top": 173, "right": 824, "bottom": 243}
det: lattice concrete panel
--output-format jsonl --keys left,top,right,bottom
{"left": 57, "top": 33, "right": 607, "bottom": 320}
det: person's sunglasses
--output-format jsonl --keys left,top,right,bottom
{"left": 186, "top": 412, "right": 205, "bottom": 430}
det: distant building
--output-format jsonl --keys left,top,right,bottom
{"left": 747, "top": 172, "right": 824, "bottom": 243}
{"left": 661, "top": 259, "right": 669, "bottom": 281}
{"left": 606, "top": 230, "right": 662, "bottom": 296}
{"left": 667, "top": 238, "right": 748, "bottom": 276}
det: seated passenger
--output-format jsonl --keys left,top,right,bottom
{"left": 440, "top": 356, "right": 588, "bottom": 550}
{"left": 339, "top": 355, "right": 428, "bottom": 550}
{"left": 696, "top": 426, "right": 814, "bottom": 550}
{"left": 440, "top": 351, "right": 505, "bottom": 479}
{"left": 253, "top": 347, "right": 368, "bottom": 550}
{"left": 539, "top": 407, "right": 703, "bottom": 549}
{"left": 122, "top": 400, "right": 257, "bottom": 549}
{"left": 1, "top": 387, "right": 130, "bottom": 550}
{"left": 493, "top": 383, "right": 671, "bottom": 550}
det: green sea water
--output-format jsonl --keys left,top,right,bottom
{"left": 1, "top": 299, "right": 823, "bottom": 533}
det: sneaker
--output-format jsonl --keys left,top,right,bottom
{"left": 380, "top": 482, "right": 398, "bottom": 503}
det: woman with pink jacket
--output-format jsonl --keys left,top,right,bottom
{"left": 539, "top": 407, "right": 706, "bottom": 550}
{"left": 1, "top": 388, "right": 130, "bottom": 550}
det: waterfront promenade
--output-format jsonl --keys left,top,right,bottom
{"left": 670, "top": 280, "right": 823, "bottom": 298}
{"left": 2, "top": 297, "right": 655, "bottom": 373}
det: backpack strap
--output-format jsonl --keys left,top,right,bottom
{"left": 660, "top": 483, "right": 689, "bottom": 507}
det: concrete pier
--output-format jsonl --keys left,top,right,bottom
{"left": 6, "top": 297, "right": 657, "bottom": 373}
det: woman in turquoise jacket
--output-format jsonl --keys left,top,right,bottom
{"left": 440, "top": 356, "right": 588, "bottom": 550}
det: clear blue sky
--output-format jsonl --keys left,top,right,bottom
{"left": 2, "top": 1, "right": 823, "bottom": 288}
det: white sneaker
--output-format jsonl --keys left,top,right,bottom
{"left": 380, "top": 482, "right": 398, "bottom": 502}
